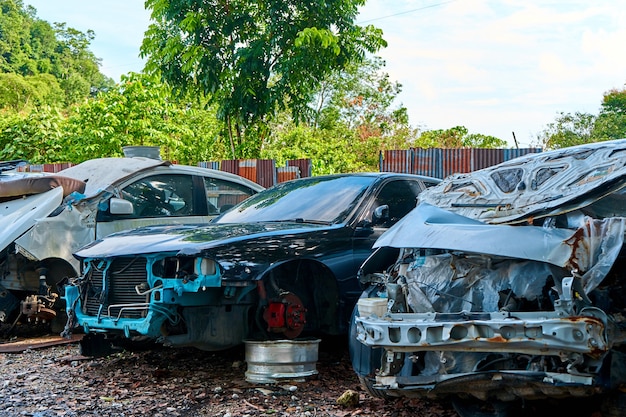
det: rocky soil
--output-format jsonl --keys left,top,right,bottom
{"left": 0, "top": 335, "right": 458, "bottom": 417}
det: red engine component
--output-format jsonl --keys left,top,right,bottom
{"left": 263, "top": 292, "right": 307, "bottom": 339}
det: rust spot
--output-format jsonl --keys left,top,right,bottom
{"left": 487, "top": 336, "right": 508, "bottom": 343}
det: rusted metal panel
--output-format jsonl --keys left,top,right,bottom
{"left": 503, "top": 148, "right": 542, "bottom": 162}
{"left": 381, "top": 149, "right": 413, "bottom": 173}
{"left": 238, "top": 159, "right": 258, "bottom": 184}
{"left": 277, "top": 166, "right": 301, "bottom": 183}
{"left": 220, "top": 160, "right": 239, "bottom": 176}
{"left": 255, "top": 159, "right": 276, "bottom": 188}
{"left": 380, "top": 148, "right": 544, "bottom": 178}
{"left": 472, "top": 148, "right": 504, "bottom": 171}
{"left": 287, "top": 159, "right": 312, "bottom": 178}
{"left": 198, "top": 161, "right": 220, "bottom": 170}
{"left": 441, "top": 148, "right": 473, "bottom": 178}
{"left": 412, "top": 148, "right": 443, "bottom": 179}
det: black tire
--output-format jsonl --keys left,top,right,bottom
{"left": 357, "top": 374, "right": 388, "bottom": 399}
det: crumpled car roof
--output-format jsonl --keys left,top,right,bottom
{"left": 418, "top": 139, "right": 626, "bottom": 224}
{"left": 58, "top": 157, "right": 169, "bottom": 198}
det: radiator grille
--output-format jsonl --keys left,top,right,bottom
{"left": 82, "top": 257, "right": 148, "bottom": 319}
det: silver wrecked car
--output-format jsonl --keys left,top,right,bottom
{"left": 351, "top": 139, "right": 626, "bottom": 416}
{"left": 0, "top": 152, "right": 262, "bottom": 332}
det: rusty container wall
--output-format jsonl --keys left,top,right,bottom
{"left": 220, "top": 160, "right": 240, "bottom": 176}
{"left": 277, "top": 166, "right": 300, "bottom": 183}
{"left": 413, "top": 148, "right": 443, "bottom": 178}
{"left": 42, "top": 163, "right": 73, "bottom": 173}
{"left": 255, "top": 159, "right": 277, "bottom": 188}
{"left": 198, "top": 161, "right": 220, "bottom": 170}
{"left": 503, "top": 148, "right": 543, "bottom": 162}
{"left": 381, "top": 149, "right": 413, "bottom": 173}
{"left": 472, "top": 148, "right": 505, "bottom": 171}
{"left": 441, "top": 148, "right": 473, "bottom": 178}
{"left": 238, "top": 159, "right": 258, "bottom": 184}
{"left": 287, "top": 159, "right": 312, "bottom": 178}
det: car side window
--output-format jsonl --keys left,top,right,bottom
{"left": 120, "top": 174, "right": 196, "bottom": 218}
{"left": 203, "top": 178, "right": 257, "bottom": 215}
{"left": 372, "top": 180, "right": 424, "bottom": 227}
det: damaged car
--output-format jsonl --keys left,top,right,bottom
{"left": 351, "top": 139, "right": 626, "bottom": 416}
{"left": 61, "top": 173, "right": 439, "bottom": 355}
{"left": 0, "top": 152, "right": 262, "bottom": 333}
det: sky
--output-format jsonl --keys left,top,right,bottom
{"left": 24, "top": 1, "right": 626, "bottom": 148}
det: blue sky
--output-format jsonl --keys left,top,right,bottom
{"left": 25, "top": 1, "right": 626, "bottom": 147}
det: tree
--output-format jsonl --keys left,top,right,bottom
{"left": 57, "top": 73, "right": 224, "bottom": 163}
{"left": 537, "top": 112, "right": 596, "bottom": 149}
{"left": 262, "top": 56, "right": 418, "bottom": 174}
{"left": 592, "top": 87, "right": 626, "bottom": 140}
{"left": 141, "top": 0, "right": 387, "bottom": 159}
{"left": 414, "top": 126, "right": 507, "bottom": 148}
{"left": 0, "top": 0, "right": 113, "bottom": 106}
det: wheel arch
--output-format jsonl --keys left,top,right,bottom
{"left": 258, "top": 257, "right": 343, "bottom": 335}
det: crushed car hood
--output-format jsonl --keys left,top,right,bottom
{"left": 0, "top": 188, "right": 64, "bottom": 252}
{"left": 418, "top": 139, "right": 626, "bottom": 224}
{"left": 74, "top": 221, "right": 334, "bottom": 259}
{"left": 375, "top": 203, "right": 625, "bottom": 294}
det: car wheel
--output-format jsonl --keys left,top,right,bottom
{"left": 357, "top": 374, "right": 388, "bottom": 399}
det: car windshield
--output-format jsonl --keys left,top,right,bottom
{"left": 214, "top": 175, "right": 376, "bottom": 224}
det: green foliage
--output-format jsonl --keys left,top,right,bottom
{"left": 414, "top": 126, "right": 507, "bottom": 148}
{"left": 0, "top": 106, "right": 65, "bottom": 163}
{"left": 262, "top": 56, "right": 419, "bottom": 173}
{"left": 141, "top": 0, "right": 387, "bottom": 158}
{"left": 538, "top": 86, "right": 626, "bottom": 149}
{"left": 0, "top": 73, "right": 226, "bottom": 164}
{"left": 0, "top": 0, "right": 114, "bottom": 106}
{"left": 0, "top": 72, "right": 65, "bottom": 112}
{"left": 262, "top": 119, "right": 379, "bottom": 175}
{"left": 58, "top": 73, "right": 224, "bottom": 163}
{"left": 538, "top": 112, "right": 596, "bottom": 149}
{"left": 592, "top": 88, "right": 626, "bottom": 140}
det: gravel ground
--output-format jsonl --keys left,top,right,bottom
{"left": 0, "top": 335, "right": 458, "bottom": 417}
{"left": 0, "top": 334, "right": 612, "bottom": 417}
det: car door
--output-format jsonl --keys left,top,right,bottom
{"left": 352, "top": 178, "right": 428, "bottom": 272}
{"left": 95, "top": 173, "right": 258, "bottom": 239}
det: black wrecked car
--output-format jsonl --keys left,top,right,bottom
{"left": 350, "top": 139, "right": 626, "bottom": 416}
{"left": 63, "top": 173, "right": 439, "bottom": 355}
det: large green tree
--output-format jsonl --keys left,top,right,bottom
{"left": 141, "top": 0, "right": 387, "bottom": 159}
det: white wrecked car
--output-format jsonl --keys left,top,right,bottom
{"left": 0, "top": 152, "right": 262, "bottom": 332}
{"left": 351, "top": 139, "right": 626, "bottom": 416}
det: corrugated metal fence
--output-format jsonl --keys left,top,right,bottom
{"left": 19, "top": 148, "right": 542, "bottom": 186}
{"left": 380, "top": 148, "right": 543, "bottom": 179}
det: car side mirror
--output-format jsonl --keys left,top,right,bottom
{"left": 109, "top": 197, "right": 134, "bottom": 215}
{"left": 372, "top": 204, "right": 389, "bottom": 225}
